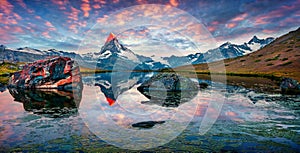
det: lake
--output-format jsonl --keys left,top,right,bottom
{"left": 0, "top": 72, "right": 300, "bottom": 152}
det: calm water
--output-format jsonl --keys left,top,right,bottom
{"left": 0, "top": 72, "right": 300, "bottom": 152}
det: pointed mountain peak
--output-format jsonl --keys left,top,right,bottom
{"left": 220, "top": 41, "right": 231, "bottom": 48}
{"left": 248, "top": 35, "right": 261, "bottom": 44}
{"left": 105, "top": 32, "right": 116, "bottom": 44}
{"left": 251, "top": 35, "right": 260, "bottom": 41}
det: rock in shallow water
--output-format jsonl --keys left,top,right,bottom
{"left": 9, "top": 88, "right": 82, "bottom": 118}
{"left": 8, "top": 56, "right": 82, "bottom": 90}
{"left": 132, "top": 121, "right": 165, "bottom": 129}
{"left": 280, "top": 78, "right": 300, "bottom": 94}
{"left": 137, "top": 72, "right": 199, "bottom": 107}
{"left": 0, "top": 83, "right": 6, "bottom": 92}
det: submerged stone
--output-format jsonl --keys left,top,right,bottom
{"left": 132, "top": 121, "right": 165, "bottom": 129}
{"left": 0, "top": 83, "right": 6, "bottom": 92}
{"left": 137, "top": 72, "right": 199, "bottom": 107}
{"left": 9, "top": 87, "right": 82, "bottom": 118}
{"left": 280, "top": 78, "right": 300, "bottom": 94}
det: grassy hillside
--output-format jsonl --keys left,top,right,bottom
{"left": 0, "top": 62, "right": 21, "bottom": 84}
{"left": 0, "top": 62, "right": 19, "bottom": 76}
{"left": 177, "top": 27, "right": 300, "bottom": 82}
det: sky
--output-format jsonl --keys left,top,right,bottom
{"left": 0, "top": 0, "right": 299, "bottom": 56}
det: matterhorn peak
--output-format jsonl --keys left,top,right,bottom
{"left": 105, "top": 32, "right": 116, "bottom": 44}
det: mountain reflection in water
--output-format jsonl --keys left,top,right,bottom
{"left": 94, "top": 72, "right": 150, "bottom": 106}
{"left": 93, "top": 72, "right": 200, "bottom": 107}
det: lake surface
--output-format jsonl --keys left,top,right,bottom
{"left": 1, "top": 72, "right": 300, "bottom": 152}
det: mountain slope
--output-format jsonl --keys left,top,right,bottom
{"left": 177, "top": 27, "right": 300, "bottom": 81}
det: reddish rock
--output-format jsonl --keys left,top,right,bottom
{"left": 8, "top": 56, "right": 82, "bottom": 90}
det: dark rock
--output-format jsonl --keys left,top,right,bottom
{"left": 0, "top": 83, "right": 6, "bottom": 92}
{"left": 8, "top": 56, "right": 82, "bottom": 90}
{"left": 8, "top": 87, "right": 82, "bottom": 118}
{"left": 199, "top": 82, "right": 209, "bottom": 89}
{"left": 132, "top": 121, "right": 165, "bottom": 129}
{"left": 137, "top": 72, "right": 199, "bottom": 107}
{"left": 280, "top": 78, "right": 300, "bottom": 94}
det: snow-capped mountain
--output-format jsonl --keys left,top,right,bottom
{"left": 0, "top": 35, "right": 274, "bottom": 70}
{"left": 94, "top": 33, "right": 169, "bottom": 71}
{"left": 163, "top": 36, "right": 274, "bottom": 67}
{"left": 247, "top": 36, "right": 274, "bottom": 51}
{"left": 0, "top": 45, "right": 84, "bottom": 66}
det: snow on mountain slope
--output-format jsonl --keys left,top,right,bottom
{"left": 163, "top": 36, "right": 274, "bottom": 66}
{"left": 0, "top": 34, "right": 274, "bottom": 70}
{"left": 95, "top": 33, "right": 170, "bottom": 70}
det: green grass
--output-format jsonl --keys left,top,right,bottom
{"left": 280, "top": 61, "right": 293, "bottom": 66}
{"left": 267, "top": 63, "right": 274, "bottom": 66}
{"left": 254, "top": 59, "right": 261, "bottom": 62}
{"left": 265, "top": 54, "right": 281, "bottom": 62}
{"left": 0, "top": 62, "right": 21, "bottom": 84}
{"left": 194, "top": 71, "right": 282, "bottom": 81}
{"left": 0, "top": 62, "right": 19, "bottom": 76}
{"left": 0, "top": 77, "right": 9, "bottom": 84}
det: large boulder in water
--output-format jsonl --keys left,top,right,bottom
{"left": 280, "top": 78, "right": 300, "bottom": 94}
{"left": 137, "top": 72, "right": 199, "bottom": 107}
{"left": 8, "top": 56, "right": 82, "bottom": 90}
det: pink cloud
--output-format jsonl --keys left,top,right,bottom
{"left": 35, "top": 15, "right": 42, "bottom": 20}
{"left": 81, "top": 0, "right": 91, "bottom": 17}
{"left": 97, "top": 15, "right": 108, "bottom": 23}
{"left": 0, "top": 13, "right": 18, "bottom": 25}
{"left": 231, "top": 13, "right": 248, "bottom": 22}
{"left": 45, "top": 21, "right": 56, "bottom": 31}
{"left": 45, "top": 21, "right": 54, "bottom": 27}
{"left": 16, "top": 0, "right": 26, "bottom": 8}
{"left": 252, "top": 8, "right": 288, "bottom": 25}
{"left": 51, "top": 0, "right": 69, "bottom": 10}
{"left": 13, "top": 26, "right": 24, "bottom": 33}
{"left": 169, "top": 0, "right": 179, "bottom": 7}
{"left": 93, "top": 0, "right": 106, "bottom": 4}
{"left": 42, "top": 31, "right": 51, "bottom": 38}
{"left": 207, "top": 26, "right": 216, "bottom": 32}
{"left": 225, "top": 111, "right": 237, "bottom": 117}
{"left": 69, "top": 24, "right": 78, "bottom": 33}
{"left": 68, "top": 7, "right": 81, "bottom": 21}
{"left": 112, "top": 0, "right": 119, "bottom": 3}
{"left": 211, "top": 21, "right": 219, "bottom": 25}
{"left": 0, "top": 27, "right": 20, "bottom": 44}
{"left": 262, "top": 29, "right": 276, "bottom": 34}
{"left": 93, "top": 4, "right": 101, "bottom": 9}
{"left": 16, "top": 0, "right": 34, "bottom": 13}
{"left": 136, "top": 0, "right": 148, "bottom": 4}
{"left": 0, "top": 0, "right": 13, "bottom": 15}
{"left": 226, "top": 23, "right": 236, "bottom": 28}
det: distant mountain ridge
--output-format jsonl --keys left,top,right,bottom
{"left": 163, "top": 36, "right": 274, "bottom": 67}
{"left": 0, "top": 34, "right": 274, "bottom": 70}
{"left": 177, "top": 27, "right": 300, "bottom": 81}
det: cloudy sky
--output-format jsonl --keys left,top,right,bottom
{"left": 0, "top": 0, "right": 299, "bottom": 55}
